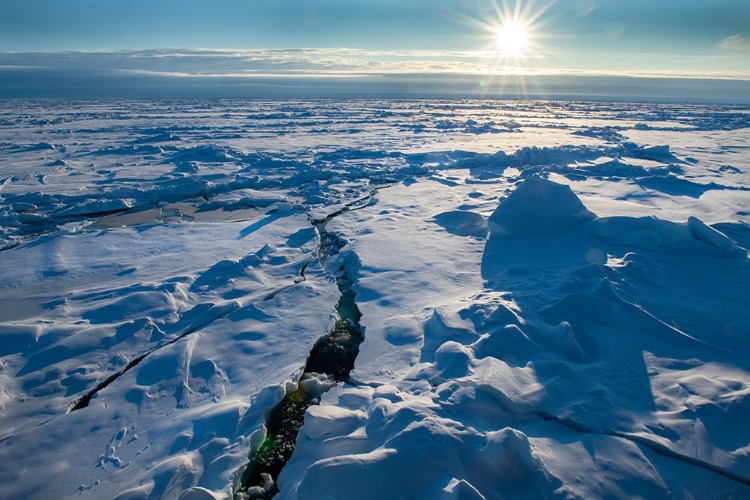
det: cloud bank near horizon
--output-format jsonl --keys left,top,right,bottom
{"left": 1, "top": 49, "right": 749, "bottom": 103}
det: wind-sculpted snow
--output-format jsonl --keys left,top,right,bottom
{"left": 282, "top": 176, "right": 750, "bottom": 499}
{"left": 1, "top": 99, "right": 750, "bottom": 499}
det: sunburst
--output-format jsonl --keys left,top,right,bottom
{"left": 458, "top": 0, "right": 555, "bottom": 96}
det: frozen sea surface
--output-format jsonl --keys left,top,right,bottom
{"left": 1, "top": 99, "right": 750, "bottom": 499}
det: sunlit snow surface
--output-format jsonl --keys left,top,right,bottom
{"left": 1, "top": 99, "right": 750, "bottom": 499}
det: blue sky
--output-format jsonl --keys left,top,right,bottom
{"left": 1, "top": 0, "right": 749, "bottom": 100}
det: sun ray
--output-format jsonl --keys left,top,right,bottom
{"left": 452, "top": 0, "right": 557, "bottom": 98}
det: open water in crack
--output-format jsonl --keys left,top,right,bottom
{"left": 237, "top": 221, "right": 364, "bottom": 499}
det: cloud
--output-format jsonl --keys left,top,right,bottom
{"left": 717, "top": 34, "right": 750, "bottom": 51}
{"left": 575, "top": 0, "right": 597, "bottom": 16}
{"left": 0, "top": 48, "right": 546, "bottom": 78}
{"left": 0, "top": 49, "right": 749, "bottom": 102}
{"left": 2, "top": 48, "right": 748, "bottom": 81}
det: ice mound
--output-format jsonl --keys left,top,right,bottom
{"left": 472, "top": 325, "right": 538, "bottom": 361}
{"left": 421, "top": 308, "right": 478, "bottom": 362}
{"left": 488, "top": 177, "right": 596, "bottom": 237}
{"left": 532, "top": 319, "right": 587, "bottom": 362}
{"left": 483, "top": 301, "right": 521, "bottom": 326}
{"left": 481, "top": 427, "right": 540, "bottom": 480}
{"left": 433, "top": 210, "right": 489, "bottom": 238}
{"left": 623, "top": 142, "right": 683, "bottom": 164}
{"left": 433, "top": 341, "right": 473, "bottom": 379}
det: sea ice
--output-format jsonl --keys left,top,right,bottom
{"left": 1, "top": 99, "right": 749, "bottom": 499}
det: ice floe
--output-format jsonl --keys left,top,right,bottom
{"left": 1, "top": 99, "right": 749, "bottom": 499}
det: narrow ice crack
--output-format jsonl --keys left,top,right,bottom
{"left": 7, "top": 246, "right": 319, "bottom": 440}
{"left": 61, "top": 190, "right": 382, "bottom": 417}
{"left": 236, "top": 206, "right": 367, "bottom": 499}
{"left": 262, "top": 258, "right": 312, "bottom": 301}
{"left": 0, "top": 416, "right": 57, "bottom": 444}
{"left": 535, "top": 410, "right": 750, "bottom": 487}
{"left": 309, "top": 186, "right": 388, "bottom": 225}
{"left": 67, "top": 300, "right": 243, "bottom": 413}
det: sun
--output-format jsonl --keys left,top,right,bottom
{"left": 454, "top": 0, "right": 555, "bottom": 96}
{"left": 496, "top": 20, "right": 528, "bottom": 55}
{"left": 460, "top": 0, "right": 553, "bottom": 61}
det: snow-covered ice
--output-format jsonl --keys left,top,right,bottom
{"left": 1, "top": 99, "right": 750, "bottom": 499}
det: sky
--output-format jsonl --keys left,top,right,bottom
{"left": 1, "top": 0, "right": 749, "bottom": 101}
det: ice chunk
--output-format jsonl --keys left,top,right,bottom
{"left": 687, "top": 216, "right": 740, "bottom": 254}
{"left": 56, "top": 198, "right": 135, "bottom": 217}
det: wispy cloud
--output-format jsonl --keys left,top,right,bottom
{"left": 1, "top": 48, "right": 749, "bottom": 80}
{"left": 574, "top": 0, "right": 598, "bottom": 16}
{"left": 1, "top": 49, "right": 749, "bottom": 102}
{"left": 0, "top": 48, "right": 546, "bottom": 77}
{"left": 717, "top": 34, "right": 750, "bottom": 51}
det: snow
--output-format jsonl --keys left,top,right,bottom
{"left": 1, "top": 99, "right": 750, "bottom": 499}
{"left": 487, "top": 177, "right": 596, "bottom": 237}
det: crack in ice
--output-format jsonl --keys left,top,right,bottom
{"left": 534, "top": 410, "right": 750, "bottom": 487}
{"left": 66, "top": 300, "right": 243, "bottom": 413}
{"left": 236, "top": 200, "right": 370, "bottom": 499}
{"left": 64, "top": 191, "right": 381, "bottom": 419}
